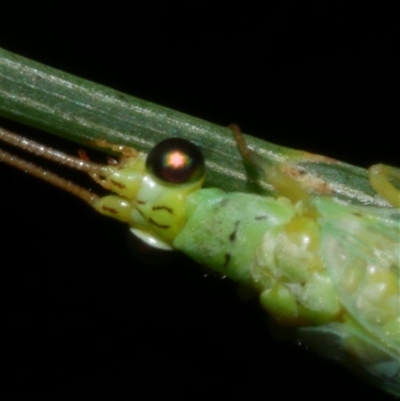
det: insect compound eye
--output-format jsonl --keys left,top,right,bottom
{"left": 146, "top": 138, "right": 205, "bottom": 184}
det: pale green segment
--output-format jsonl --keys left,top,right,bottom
{"left": 315, "top": 198, "right": 400, "bottom": 347}
{"left": 298, "top": 323, "right": 400, "bottom": 397}
{"left": 310, "top": 197, "right": 400, "bottom": 396}
{"left": 173, "top": 189, "right": 400, "bottom": 396}
{"left": 173, "top": 188, "right": 295, "bottom": 286}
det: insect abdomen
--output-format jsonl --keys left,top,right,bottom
{"left": 174, "top": 190, "right": 400, "bottom": 395}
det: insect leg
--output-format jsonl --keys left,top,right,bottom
{"left": 229, "top": 123, "right": 308, "bottom": 202}
{"left": 91, "top": 138, "right": 139, "bottom": 159}
{"left": 369, "top": 164, "right": 400, "bottom": 207}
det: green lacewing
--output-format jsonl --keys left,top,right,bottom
{"left": 1, "top": 125, "right": 399, "bottom": 397}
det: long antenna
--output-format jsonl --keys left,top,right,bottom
{"left": 0, "top": 127, "right": 104, "bottom": 174}
{"left": 0, "top": 127, "right": 102, "bottom": 205}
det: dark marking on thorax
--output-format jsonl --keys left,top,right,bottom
{"left": 101, "top": 206, "right": 118, "bottom": 214}
{"left": 149, "top": 218, "right": 170, "bottom": 229}
{"left": 152, "top": 205, "right": 173, "bottom": 214}
{"left": 223, "top": 253, "right": 231, "bottom": 269}
{"left": 229, "top": 221, "right": 240, "bottom": 242}
{"left": 110, "top": 179, "right": 126, "bottom": 189}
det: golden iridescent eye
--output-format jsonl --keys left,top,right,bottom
{"left": 146, "top": 138, "right": 205, "bottom": 184}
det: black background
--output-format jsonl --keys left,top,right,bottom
{"left": 1, "top": 2, "right": 398, "bottom": 400}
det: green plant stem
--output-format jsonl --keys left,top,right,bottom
{"left": 0, "top": 47, "right": 389, "bottom": 206}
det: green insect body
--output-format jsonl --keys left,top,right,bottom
{"left": 91, "top": 138, "right": 399, "bottom": 397}
{"left": 0, "top": 129, "right": 399, "bottom": 396}
{"left": 82, "top": 136, "right": 399, "bottom": 396}
{"left": 174, "top": 189, "right": 400, "bottom": 395}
